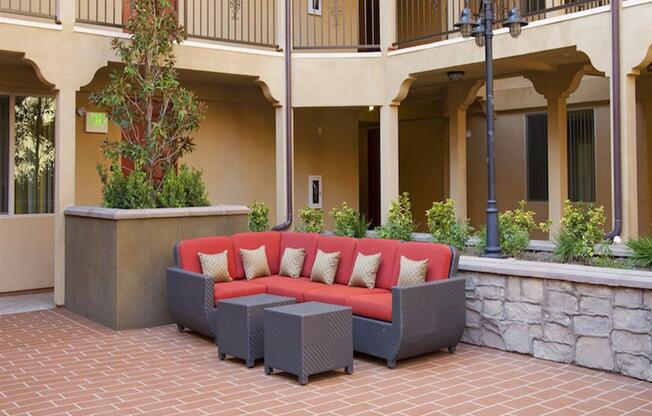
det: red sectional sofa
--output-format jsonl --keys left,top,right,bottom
{"left": 166, "top": 232, "right": 465, "bottom": 368}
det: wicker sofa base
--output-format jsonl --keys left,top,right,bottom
{"left": 167, "top": 232, "right": 465, "bottom": 367}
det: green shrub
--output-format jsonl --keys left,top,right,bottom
{"left": 157, "top": 165, "right": 210, "bottom": 208}
{"left": 99, "top": 163, "right": 156, "bottom": 209}
{"left": 248, "top": 200, "right": 270, "bottom": 232}
{"left": 376, "top": 192, "right": 416, "bottom": 241}
{"left": 626, "top": 237, "right": 652, "bottom": 268}
{"left": 330, "top": 202, "right": 371, "bottom": 238}
{"left": 298, "top": 207, "right": 324, "bottom": 234}
{"left": 477, "top": 200, "right": 550, "bottom": 257}
{"left": 553, "top": 200, "right": 606, "bottom": 263}
{"left": 425, "top": 199, "right": 472, "bottom": 249}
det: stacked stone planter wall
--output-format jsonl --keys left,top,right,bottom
{"left": 460, "top": 257, "right": 652, "bottom": 381}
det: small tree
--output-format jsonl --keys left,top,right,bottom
{"left": 91, "top": 0, "right": 206, "bottom": 201}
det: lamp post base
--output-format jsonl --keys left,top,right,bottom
{"left": 482, "top": 248, "right": 506, "bottom": 259}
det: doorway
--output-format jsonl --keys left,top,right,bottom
{"left": 359, "top": 126, "right": 380, "bottom": 228}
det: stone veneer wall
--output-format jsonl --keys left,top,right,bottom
{"left": 460, "top": 271, "right": 652, "bottom": 382}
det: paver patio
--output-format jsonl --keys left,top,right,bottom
{"left": 1, "top": 308, "right": 650, "bottom": 416}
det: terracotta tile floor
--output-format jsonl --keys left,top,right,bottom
{"left": 1, "top": 309, "right": 651, "bottom": 416}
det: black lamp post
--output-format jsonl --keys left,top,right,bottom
{"left": 455, "top": 0, "right": 527, "bottom": 258}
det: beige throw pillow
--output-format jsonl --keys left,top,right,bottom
{"left": 279, "top": 247, "right": 306, "bottom": 278}
{"left": 240, "top": 246, "right": 270, "bottom": 280}
{"left": 198, "top": 251, "right": 232, "bottom": 283}
{"left": 310, "top": 249, "right": 340, "bottom": 285}
{"left": 348, "top": 253, "right": 382, "bottom": 289}
{"left": 397, "top": 256, "right": 428, "bottom": 286}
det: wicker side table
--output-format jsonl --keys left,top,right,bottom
{"left": 264, "top": 302, "right": 353, "bottom": 385}
{"left": 216, "top": 294, "right": 295, "bottom": 368}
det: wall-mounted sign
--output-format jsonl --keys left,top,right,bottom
{"left": 308, "top": 175, "right": 322, "bottom": 209}
{"left": 85, "top": 112, "right": 109, "bottom": 134}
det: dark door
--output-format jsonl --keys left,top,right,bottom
{"left": 358, "top": 0, "right": 380, "bottom": 51}
{"left": 367, "top": 127, "right": 381, "bottom": 228}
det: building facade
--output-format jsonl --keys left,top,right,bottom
{"left": 0, "top": 0, "right": 651, "bottom": 305}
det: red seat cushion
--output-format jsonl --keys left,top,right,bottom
{"left": 304, "top": 284, "right": 389, "bottom": 306}
{"left": 394, "top": 241, "right": 453, "bottom": 285}
{"left": 214, "top": 281, "right": 267, "bottom": 304}
{"left": 353, "top": 238, "right": 400, "bottom": 290}
{"left": 176, "top": 237, "right": 237, "bottom": 277}
{"left": 254, "top": 276, "right": 327, "bottom": 302}
{"left": 280, "top": 232, "right": 320, "bottom": 277}
{"left": 231, "top": 232, "right": 281, "bottom": 278}
{"left": 345, "top": 293, "right": 393, "bottom": 322}
{"left": 316, "top": 236, "right": 358, "bottom": 285}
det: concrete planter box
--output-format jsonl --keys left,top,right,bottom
{"left": 64, "top": 205, "right": 249, "bottom": 330}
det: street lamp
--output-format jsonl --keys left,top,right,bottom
{"left": 455, "top": 0, "right": 527, "bottom": 258}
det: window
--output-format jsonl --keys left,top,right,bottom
{"left": 308, "top": 0, "right": 322, "bottom": 15}
{"left": 526, "top": 113, "right": 548, "bottom": 201}
{"left": 0, "top": 95, "right": 56, "bottom": 215}
{"left": 0, "top": 97, "right": 8, "bottom": 213}
{"left": 567, "top": 109, "right": 596, "bottom": 202}
{"left": 525, "top": 109, "right": 596, "bottom": 203}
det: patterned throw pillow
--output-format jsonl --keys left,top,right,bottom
{"left": 348, "top": 253, "right": 382, "bottom": 289}
{"left": 310, "top": 249, "right": 340, "bottom": 285}
{"left": 397, "top": 256, "right": 429, "bottom": 286}
{"left": 279, "top": 247, "right": 306, "bottom": 278}
{"left": 240, "top": 246, "right": 271, "bottom": 280}
{"left": 198, "top": 251, "right": 232, "bottom": 283}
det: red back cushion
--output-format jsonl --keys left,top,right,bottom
{"left": 231, "top": 232, "right": 281, "bottom": 278}
{"left": 317, "top": 236, "right": 358, "bottom": 285}
{"left": 280, "top": 232, "right": 320, "bottom": 277}
{"left": 394, "top": 241, "right": 453, "bottom": 284}
{"left": 176, "top": 237, "right": 237, "bottom": 278}
{"left": 354, "top": 238, "right": 401, "bottom": 290}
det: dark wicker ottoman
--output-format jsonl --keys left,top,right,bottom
{"left": 216, "top": 294, "right": 295, "bottom": 368}
{"left": 264, "top": 302, "right": 353, "bottom": 385}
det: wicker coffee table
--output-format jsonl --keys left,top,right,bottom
{"left": 216, "top": 294, "right": 295, "bottom": 368}
{"left": 264, "top": 302, "right": 353, "bottom": 385}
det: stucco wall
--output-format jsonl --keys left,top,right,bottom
{"left": 398, "top": 117, "right": 448, "bottom": 231}
{"left": 294, "top": 107, "right": 361, "bottom": 230}
{"left": 0, "top": 215, "right": 54, "bottom": 292}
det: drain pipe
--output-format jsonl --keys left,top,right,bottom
{"left": 606, "top": 0, "right": 622, "bottom": 240}
{"left": 273, "top": 0, "right": 294, "bottom": 231}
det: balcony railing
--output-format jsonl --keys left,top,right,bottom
{"left": 396, "top": 0, "right": 610, "bottom": 48}
{"left": 76, "top": 0, "right": 125, "bottom": 27}
{"left": 181, "top": 0, "right": 277, "bottom": 48}
{"left": 292, "top": 0, "right": 380, "bottom": 51}
{"left": 0, "top": 0, "right": 57, "bottom": 19}
{"left": 75, "top": 0, "right": 277, "bottom": 48}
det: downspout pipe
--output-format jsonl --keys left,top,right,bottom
{"left": 273, "top": 0, "right": 294, "bottom": 231}
{"left": 606, "top": 0, "right": 622, "bottom": 240}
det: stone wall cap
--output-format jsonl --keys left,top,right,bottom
{"left": 460, "top": 256, "right": 652, "bottom": 290}
{"left": 64, "top": 205, "right": 250, "bottom": 220}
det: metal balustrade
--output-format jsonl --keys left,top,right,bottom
{"left": 76, "top": 0, "right": 125, "bottom": 27}
{"left": 396, "top": 0, "right": 610, "bottom": 48}
{"left": 0, "top": 0, "right": 57, "bottom": 19}
{"left": 292, "top": 0, "right": 380, "bottom": 51}
{"left": 180, "top": 0, "right": 277, "bottom": 48}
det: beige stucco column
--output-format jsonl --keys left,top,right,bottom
{"left": 380, "top": 104, "right": 399, "bottom": 222}
{"left": 379, "top": 0, "right": 396, "bottom": 52}
{"left": 275, "top": 104, "right": 292, "bottom": 225}
{"left": 620, "top": 73, "right": 639, "bottom": 240}
{"left": 526, "top": 66, "right": 584, "bottom": 236}
{"left": 53, "top": 86, "right": 77, "bottom": 305}
{"left": 447, "top": 80, "right": 483, "bottom": 221}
